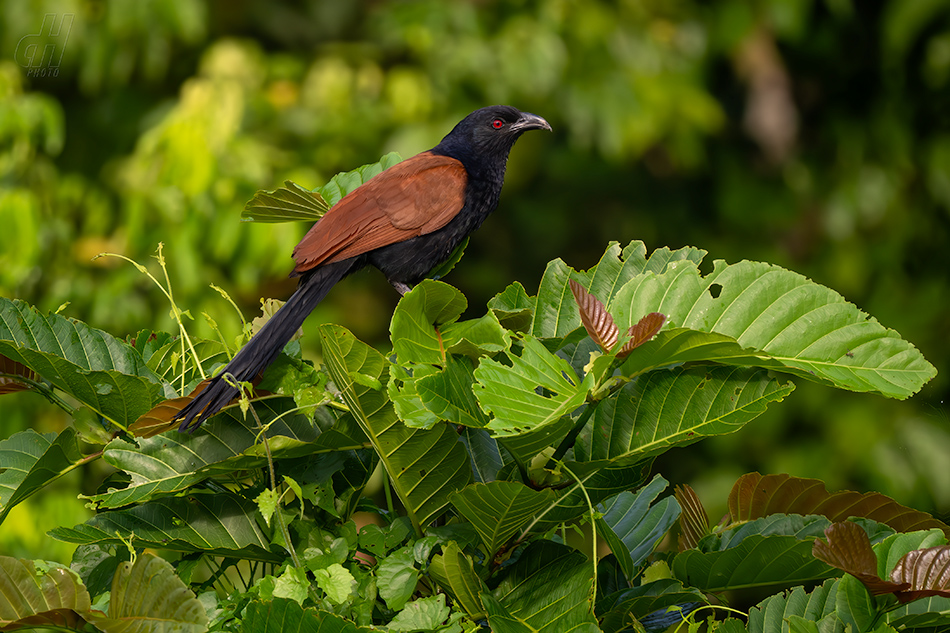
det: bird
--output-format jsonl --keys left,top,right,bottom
{"left": 174, "top": 105, "right": 551, "bottom": 431}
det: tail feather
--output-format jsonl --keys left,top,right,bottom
{"left": 175, "top": 260, "right": 352, "bottom": 431}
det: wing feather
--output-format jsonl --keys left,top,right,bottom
{"left": 291, "top": 152, "right": 467, "bottom": 274}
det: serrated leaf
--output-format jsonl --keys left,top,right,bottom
{"left": 610, "top": 258, "right": 936, "bottom": 399}
{"left": 49, "top": 492, "right": 282, "bottom": 562}
{"left": 241, "top": 180, "right": 330, "bottom": 223}
{"left": 475, "top": 336, "right": 593, "bottom": 437}
{"left": 0, "top": 428, "right": 86, "bottom": 524}
{"left": 0, "top": 298, "right": 172, "bottom": 427}
{"left": 598, "top": 475, "right": 681, "bottom": 580}
{"left": 0, "top": 557, "right": 90, "bottom": 629}
{"left": 744, "top": 579, "right": 842, "bottom": 633}
{"left": 578, "top": 365, "right": 794, "bottom": 463}
{"left": 675, "top": 484, "right": 710, "bottom": 551}
{"left": 532, "top": 241, "right": 705, "bottom": 340}
{"left": 728, "top": 473, "right": 950, "bottom": 537}
{"left": 319, "top": 324, "right": 470, "bottom": 533}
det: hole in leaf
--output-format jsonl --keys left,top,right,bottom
{"left": 708, "top": 283, "right": 723, "bottom": 299}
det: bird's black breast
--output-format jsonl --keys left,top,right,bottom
{"left": 367, "top": 175, "right": 503, "bottom": 286}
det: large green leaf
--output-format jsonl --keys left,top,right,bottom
{"left": 0, "top": 298, "right": 172, "bottom": 426}
{"left": 578, "top": 365, "right": 795, "bottom": 462}
{"left": 450, "top": 482, "right": 558, "bottom": 556}
{"left": 474, "top": 336, "right": 594, "bottom": 437}
{"left": 0, "top": 428, "right": 87, "bottom": 524}
{"left": 0, "top": 557, "right": 90, "bottom": 629}
{"left": 49, "top": 492, "right": 282, "bottom": 562}
{"left": 84, "top": 553, "right": 207, "bottom": 633}
{"left": 88, "top": 399, "right": 351, "bottom": 508}
{"left": 241, "top": 598, "right": 375, "bottom": 633}
{"left": 598, "top": 475, "right": 681, "bottom": 580}
{"left": 597, "top": 579, "right": 706, "bottom": 633}
{"left": 531, "top": 241, "right": 706, "bottom": 340}
{"left": 610, "top": 258, "right": 936, "bottom": 399}
{"left": 318, "top": 324, "right": 470, "bottom": 533}
{"left": 744, "top": 578, "right": 842, "bottom": 633}
{"left": 427, "top": 541, "right": 487, "bottom": 619}
{"left": 487, "top": 541, "right": 600, "bottom": 633}
{"left": 673, "top": 533, "right": 837, "bottom": 592}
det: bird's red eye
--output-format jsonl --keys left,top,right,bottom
{"left": 491, "top": 118, "right": 504, "bottom": 129}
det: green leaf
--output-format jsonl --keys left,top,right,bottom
{"left": 597, "top": 579, "right": 706, "bottom": 633}
{"left": 475, "top": 336, "right": 594, "bottom": 437}
{"left": 885, "top": 595, "right": 950, "bottom": 630}
{"left": 241, "top": 598, "right": 375, "bottom": 633}
{"left": 0, "top": 557, "right": 90, "bottom": 629}
{"left": 386, "top": 594, "right": 451, "bottom": 632}
{"left": 835, "top": 574, "right": 878, "bottom": 633}
{"left": 319, "top": 324, "right": 470, "bottom": 533}
{"left": 85, "top": 553, "right": 207, "bottom": 633}
{"left": 242, "top": 180, "right": 330, "bottom": 223}
{"left": 488, "top": 281, "right": 536, "bottom": 332}
{"left": 0, "top": 298, "right": 172, "bottom": 426}
{"left": 416, "top": 355, "right": 490, "bottom": 429}
{"left": 598, "top": 475, "right": 682, "bottom": 580}
{"left": 744, "top": 578, "right": 841, "bottom": 633}
{"left": 391, "top": 281, "right": 468, "bottom": 365}
{"left": 450, "top": 482, "right": 558, "bottom": 556}
{"left": 314, "top": 151, "right": 403, "bottom": 207}
{"left": 489, "top": 541, "right": 599, "bottom": 633}
{"left": 673, "top": 533, "right": 837, "bottom": 592}
{"left": 314, "top": 563, "right": 355, "bottom": 605}
{"left": 86, "top": 399, "right": 344, "bottom": 508}
{"left": 610, "top": 258, "right": 936, "bottom": 399}
{"left": 531, "top": 241, "right": 706, "bottom": 339}
{"left": 0, "top": 428, "right": 86, "bottom": 524}
{"left": 49, "top": 492, "right": 282, "bottom": 563}
{"left": 377, "top": 546, "right": 417, "bottom": 611}
{"left": 428, "top": 541, "right": 487, "bottom": 619}
{"left": 875, "top": 529, "right": 947, "bottom": 579}
{"left": 578, "top": 365, "right": 794, "bottom": 462}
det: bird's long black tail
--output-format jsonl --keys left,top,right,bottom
{"left": 175, "top": 260, "right": 353, "bottom": 432}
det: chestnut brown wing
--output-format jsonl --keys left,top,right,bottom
{"left": 291, "top": 152, "right": 468, "bottom": 274}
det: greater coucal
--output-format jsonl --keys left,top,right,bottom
{"left": 175, "top": 105, "right": 551, "bottom": 431}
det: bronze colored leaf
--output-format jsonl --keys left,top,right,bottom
{"left": 727, "top": 473, "right": 950, "bottom": 538}
{"left": 675, "top": 484, "right": 710, "bottom": 551}
{"left": 891, "top": 546, "right": 950, "bottom": 603}
{"left": 617, "top": 312, "right": 666, "bottom": 358}
{"left": 0, "top": 354, "right": 35, "bottom": 395}
{"left": 812, "top": 521, "right": 909, "bottom": 595}
{"left": 569, "top": 279, "right": 619, "bottom": 353}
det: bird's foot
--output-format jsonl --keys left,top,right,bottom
{"left": 391, "top": 281, "right": 413, "bottom": 296}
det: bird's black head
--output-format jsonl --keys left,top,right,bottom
{"left": 432, "top": 105, "right": 551, "bottom": 178}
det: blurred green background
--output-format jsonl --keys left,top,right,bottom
{"left": 1, "top": 0, "right": 949, "bottom": 559}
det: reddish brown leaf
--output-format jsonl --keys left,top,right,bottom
{"left": 675, "top": 484, "right": 710, "bottom": 551}
{"left": 617, "top": 312, "right": 666, "bottom": 358}
{"left": 727, "top": 473, "right": 950, "bottom": 538}
{"left": 0, "top": 354, "right": 36, "bottom": 395}
{"left": 812, "top": 522, "right": 909, "bottom": 595}
{"left": 891, "top": 546, "right": 950, "bottom": 603}
{"left": 569, "top": 279, "right": 619, "bottom": 353}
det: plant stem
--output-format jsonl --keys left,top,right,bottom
{"left": 547, "top": 400, "right": 599, "bottom": 470}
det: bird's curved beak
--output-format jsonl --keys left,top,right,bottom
{"left": 511, "top": 112, "right": 552, "bottom": 132}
